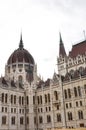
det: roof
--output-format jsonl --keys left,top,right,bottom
{"left": 7, "top": 35, "right": 34, "bottom": 65}
{"left": 69, "top": 40, "right": 86, "bottom": 58}
{"left": 7, "top": 48, "right": 34, "bottom": 65}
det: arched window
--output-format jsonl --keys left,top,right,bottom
{"left": 19, "top": 96, "right": 21, "bottom": 105}
{"left": 47, "top": 115, "right": 51, "bottom": 123}
{"left": 20, "top": 117, "right": 24, "bottom": 125}
{"left": 37, "top": 96, "right": 40, "bottom": 104}
{"left": 2, "top": 116, "right": 6, "bottom": 124}
{"left": 79, "top": 67, "right": 84, "bottom": 75}
{"left": 22, "top": 97, "right": 24, "bottom": 105}
{"left": 70, "top": 69, "right": 74, "bottom": 78}
{"left": 11, "top": 116, "right": 15, "bottom": 125}
{"left": 11, "top": 95, "right": 13, "bottom": 104}
{"left": 45, "top": 94, "right": 47, "bottom": 103}
{"left": 2, "top": 93, "right": 4, "bottom": 103}
{"left": 26, "top": 117, "right": 29, "bottom": 124}
{"left": 48, "top": 94, "right": 50, "bottom": 102}
{"left": 33, "top": 96, "right": 35, "bottom": 104}
{"left": 78, "top": 86, "right": 81, "bottom": 96}
{"left": 18, "top": 75, "right": 23, "bottom": 83}
{"left": 54, "top": 91, "right": 58, "bottom": 100}
{"left": 34, "top": 117, "right": 36, "bottom": 124}
{"left": 68, "top": 89, "right": 71, "bottom": 98}
{"left": 74, "top": 87, "right": 77, "bottom": 97}
{"left": 14, "top": 95, "right": 16, "bottom": 104}
{"left": 78, "top": 111, "right": 83, "bottom": 119}
{"left": 39, "top": 116, "right": 43, "bottom": 124}
{"left": 57, "top": 114, "right": 61, "bottom": 122}
{"left": 26, "top": 96, "right": 29, "bottom": 105}
{"left": 68, "top": 112, "right": 73, "bottom": 121}
{"left": 64, "top": 90, "right": 67, "bottom": 99}
{"left": 5, "top": 94, "right": 8, "bottom": 103}
{"left": 40, "top": 95, "right": 42, "bottom": 104}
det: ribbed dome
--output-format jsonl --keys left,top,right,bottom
{"left": 7, "top": 35, "right": 34, "bottom": 65}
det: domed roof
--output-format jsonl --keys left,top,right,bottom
{"left": 7, "top": 35, "right": 34, "bottom": 65}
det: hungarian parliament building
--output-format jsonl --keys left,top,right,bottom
{"left": 0, "top": 33, "right": 86, "bottom": 130}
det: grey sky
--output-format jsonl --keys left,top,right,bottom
{"left": 0, "top": 0, "right": 86, "bottom": 80}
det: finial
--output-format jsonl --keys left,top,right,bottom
{"left": 19, "top": 33, "right": 24, "bottom": 49}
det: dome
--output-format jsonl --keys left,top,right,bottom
{"left": 7, "top": 35, "right": 34, "bottom": 65}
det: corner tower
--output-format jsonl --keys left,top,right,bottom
{"left": 5, "top": 34, "right": 37, "bottom": 88}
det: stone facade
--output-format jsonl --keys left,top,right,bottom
{"left": 0, "top": 34, "right": 86, "bottom": 130}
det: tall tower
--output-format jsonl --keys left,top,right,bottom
{"left": 57, "top": 33, "right": 67, "bottom": 76}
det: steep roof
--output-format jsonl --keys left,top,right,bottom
{"left": 69, "top": 40, "right": 86, "bottom": 58}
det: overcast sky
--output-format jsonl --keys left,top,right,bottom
{"left": 0, "top": 0, "right": 86, "bottom": 80}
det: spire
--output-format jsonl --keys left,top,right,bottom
{"left": 19, "top": 33, "right": 24, "bottom": 49}
{"left": 59, "top": 32, "right": 63, "bottom": 44}
{"left": 59, "top": 32, "right": 66, "bottom": 57}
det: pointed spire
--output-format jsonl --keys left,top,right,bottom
{"left": 59, "top": 32, "right": 63, "bottom": 44}
{"left": 19, "top": 33, "right": 24, "bottom": 49}
{"left": 59, "top": 32, "right": 66, "bottom": 57}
